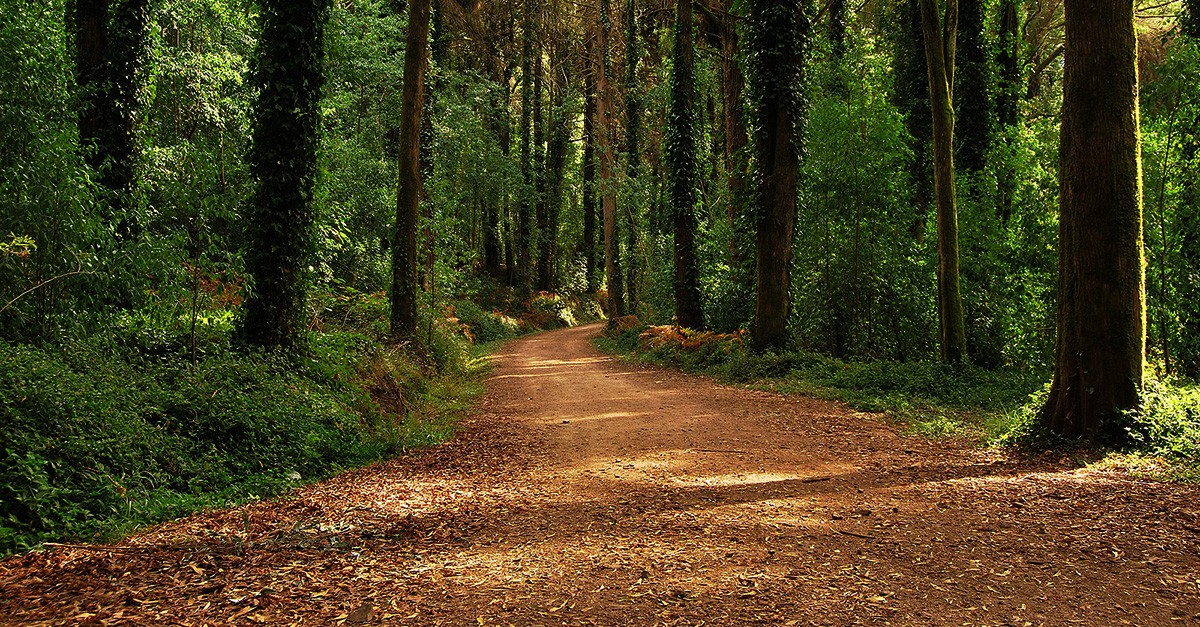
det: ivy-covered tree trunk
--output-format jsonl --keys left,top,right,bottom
{"left": 583, "top": 53, "right": 599, "bottom": 294}
{"left": 541, "top": 61, "right": 570, "bottom": 292}
{"left": 748, "top": 0, "right": 808, "bottom": 351}
{"left": 995, "top": 0, "right": 1020, "bottom": 222}
{"left": 1179, "top": 5, "right": 1200, "bottom": 377}
{"left": 534, "top": 49, "right": 550, "bottom": 292}
{"left": 953, "top": 0, "right": 990, "bottom": 176}
{"left": 517, "top": 0, "right": 535, "bottom": 294}
{"left": 892, "top": 0, "right": 933, "bottom": 239}
{"left": 596, "top": 0, "right": 626, "bottom": 318}
{"left": 1038, "top": 0, "right": 1144, "bottom": 439}
{"left": 719, "top": 0, "right": 748, "bottom": 265}
{"left": 242, "top": 0, "right": 329, "bottom": 349}
{"left": 666, "top": 0, "right": 703, "bottom": 329}
{"left": 919, "top": 0, "right": 967, "bottom": 364}
{"left": 390, "top": 0, "right": 432, "bottom": 342}
{"left": 73, "top": 0, "right": 150, "bottom": 236}
{"left": 624, "top": 0, "right": 640, "bottom": 312}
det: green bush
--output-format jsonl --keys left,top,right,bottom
{"left": 0, "top": 312, "right": 487, "bottom": 554}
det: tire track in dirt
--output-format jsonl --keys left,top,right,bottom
{"left": 2, "top": 323, "right": 1199, "bottom": 625}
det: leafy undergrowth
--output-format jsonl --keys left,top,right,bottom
{"left": 597, "top": 324, "right": 1043, "bottom": 442}
{"left": 598, "top": 324, "right": 1200, "bottom": 479}
{"left": 0, "top": 281, "right": 603, "bottom": 556}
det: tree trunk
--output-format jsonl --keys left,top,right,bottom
{"left": 1038, "top": 0, "right": 1144, "bottom": 440}
{"left": 748, "top": 0, "right": 808, "bottom": 351}
{"left": 596, "top": 0, "right": 626, "bottom": 318}
{"left": 893, "top": 0, "right": 933, "bottom": 239}
{"left": 73, "top": 0, "right": 150, "bottom": 237}
{"left": 242, "top": 0, "right": 329, "bottom": 349}
{"left": 667, "top": 0, "right": 703, "bottom": 329}
{"left": 996, "top": 0, "right": 1019, "bottom": 223}
{"left": 390, "top": 0, "right": 432, "bottom": 342}
{"left": 517, "top": 0, "right": 535, "bottom": 294}
{"left": 953, "top": 0, "right": 990, "bottom": 175}
{"left": 919, "top": 0, "right": 967, "bottom": 363}
{"left": 534, "top": 49, "right": 550, "bottom": 291}
{"left": 541, "top": 62, "right": 570, "bottom": 292}
{"left": 583, "top": 54, "right": 599, "bottom": 294}
{"left": 719, "top": 0, "right": 748, "bottom": 264}
{"left": 624, "top": 0, "right": 641, "bottom": 312}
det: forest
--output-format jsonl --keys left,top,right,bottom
{"left": 3, "top": 0, "right": 1200, "bottom": 583}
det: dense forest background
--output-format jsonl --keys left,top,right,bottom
{"left": 2, "top": 0, "right": 1199, "bottom": 552}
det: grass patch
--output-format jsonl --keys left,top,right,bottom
{"left": 595, "top": 326, "right": 1046, "bottom": 443}
{"left": 0, "top": 294, "right": 494, "bottom": 555}
{"left": 598, "top": 325, "right": 1200, "bottom": 479}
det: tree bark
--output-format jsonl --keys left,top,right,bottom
{"left": 624, "top": 0, "right": 641, "bottom": 312}
{"left": 748, "top": 0, "right": 807, "bottom": 351}
{"left": 583, "top": 53, "right": 599, "bottom": 294}
{"left": 390, "top": 0, "right": 432, "bottom": 342}
{"left": 996, "top": 0, "right": 1019, "bottom": 223}
{"left": 1038, "top": 0, "right": 1144, "bottom": 440}
{"left": 596, "top": 0, "right": 626, "bottom": 318}
{"left": 919, "top": 0, "right": 967, "bottom": 363}
{"left": 953, "top": 0, "right": 990, "bottom": 175}
{"left": 517, "top": 0, "right": 535, "bottom": 294}
{"left": 720, "top": 0, "right": 748, "bottom": 264}
{"left": 73, "top": 0, "right": 150, "bottom": 237}
{"left": 667, "top": 0, "right": 703, "bottom": 329}
{"left": 242, "top": 0, "right": 329, "bottom": 349}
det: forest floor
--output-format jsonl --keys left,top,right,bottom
{"left": 2, "top": 323, "right": 1200, "bottom": 626}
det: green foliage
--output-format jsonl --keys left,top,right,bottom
{"left": 0, "top": 291, "right": 488, "bottom": 555}
{"left": 598, "top": 323, "right": 1045, "bottom": 441}
{"left": 240, "top": 0, "right": 330, "bottom": 349}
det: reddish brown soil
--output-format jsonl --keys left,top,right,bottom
{"left": 3, "top": 323, "right": 1200, "bottom": 626}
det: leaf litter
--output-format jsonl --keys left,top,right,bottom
{"left": 2, "top": 324, "right": 1199, "bottom": 625}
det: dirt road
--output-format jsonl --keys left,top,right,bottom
{"left": 3, "top": 323, "right": 1199, "bottom": 625}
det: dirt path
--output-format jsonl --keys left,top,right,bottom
{"left": 3, "top": 323, "right": 1200, "bottom": 625}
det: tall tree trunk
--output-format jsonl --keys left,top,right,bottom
{"left": 893, "top": 0, "right": 933, "bottom": 239}
{"left": 953, "top": 0, "right": 990, "bottom": 175}
{"left": 748, "top": 0, "right": 808, "bottom": 351}
{"left": 583, "top": 54, "right": 599, "bottom": 294}
{"left": 534, "top": 50, "right": 550, "bottom": 291}
{"left": 541, "top": 61, "right": 570, "bottom": 292}
{"left": 719, "top": 0, "right": 748, "bottom": 264}
{"left": 919, "top": 0, "right": 967, "bottom": 363}
{"left": 624, "top": 0, "right": 640, "bottom": 312}
{"left": 666, "top": 0, "right": 703, "bottom": 329}
{"left": 242, "top": 0, "right": 329, "bottom": 349}
{"left": 996, "top": 0, "right": 1019, "bottom": 222}
{"left": 596, "top": 0, "right": 626, "bottom": 317}
{"left": 517, "top": 0, "right": 535, "bottom": 294}
{"left": 73, "top": 0, "right": 150, "bottom": 237}
{"left": 390, "top": 0, "right": 432, "bottom": 342}
{"left": 1038, "top": 0, "right": 1144, "bottom": 439}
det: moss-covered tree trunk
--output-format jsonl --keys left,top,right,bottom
{"left": 596, "top": 0, "right": 625, "bottom": 318}
{"left": 953, "top": 0, "right": 990, "bottom": 176}
{"left": 624, "top": 0, "right": 641, "bottom": 312}
{"left": 241, "top": 0, "right": 329, "bottom": 349}
{"left": 666, "top": 0, "right": 703, "bottom": 329}
{"left": 995, "top": 0, "right": 1020, "bottom": 223}
{"left": 517, "top": 0, "right": 535, "bottom": 295}
{"left": 583, "top": 50, "right": 599, "bottom": 295}
{"left": 1038, "top": 0, "right": 1144, "bottom": 439}
{"left": 919, "top": 0, "right": 967, "bottom": 364}
{"left": 719, "top": 0, "right": 748, "bottom": 264}
{"left": 390, "top": 0, "right": 432, "bottom": 342}
{"left": 73, "top": 0, "right": 150, "bottom": 237}
{"left": 747, "top": 0, "right": 808, "bottom": 351}
{"left": 892, "top": 0, "right": 933, "bottom": 239}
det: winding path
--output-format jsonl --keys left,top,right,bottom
{"left": 3, "top": 323, "right": 1199, "bottom": 625}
